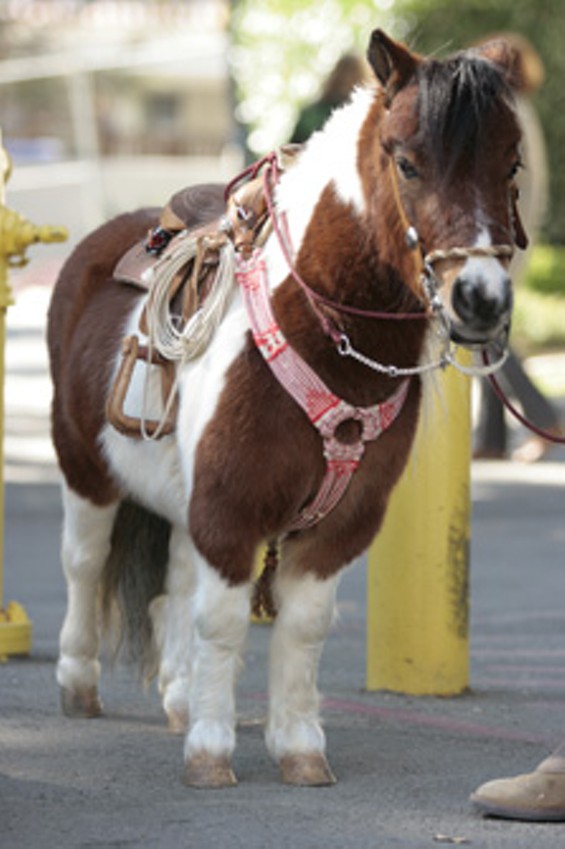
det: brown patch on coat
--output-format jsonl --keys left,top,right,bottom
{"left": 48, "top": 210, "right": 158, "bottom": 504}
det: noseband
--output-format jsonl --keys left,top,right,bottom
{"left": 242, "top": 151, "right": 513, "bottom": 379}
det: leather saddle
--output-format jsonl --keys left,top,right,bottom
{"left": 108, "top": 146, "right": 303, "bottom": 439}
{"left": 114, "top": 183, "right": 227, "bottom": 290}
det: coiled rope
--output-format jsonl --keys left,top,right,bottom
{"left": 143, "top": 234, "right": 236, "bottom": 363}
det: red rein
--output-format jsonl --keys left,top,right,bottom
{"left": 483, "top": 351, "right": 565, "bottom": 445}
{"left": 261, "top": 159, "right": 428, "bottom": 329}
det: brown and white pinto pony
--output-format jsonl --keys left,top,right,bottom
{"left": 48, "top": 30, "right": 525, "bottom": 788}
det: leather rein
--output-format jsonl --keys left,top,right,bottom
{"left": 483, "top": 351, "right": 565, "bottom": 445}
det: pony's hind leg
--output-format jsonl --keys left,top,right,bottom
{"left": 183, "top": 546, "right": 252, "bottom": 788}
{"left": 266, "top": 556, "right": 340, "bottom": 786}
{"left": 57, "top": 483, "right": 119, "bottom": 717}
{"left": 150, "top": 524, "right": 196, "bottom": 735}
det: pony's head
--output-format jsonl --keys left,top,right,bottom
{"left": 365, "top": 30, "right": 526, "bottom": 346}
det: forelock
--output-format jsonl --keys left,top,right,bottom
{"left": 415, "top": 51, "right": 516, "bottom": 177}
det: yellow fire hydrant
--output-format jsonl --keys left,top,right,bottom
{"left": 0, "top": 128, "right": 67, "bottom": 660}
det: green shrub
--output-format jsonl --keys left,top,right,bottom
{"left": 523, "top": 245, "right": 565, "bottom": 296}
{"left": 513, "top": 286, "right": 565, "bottom": 353}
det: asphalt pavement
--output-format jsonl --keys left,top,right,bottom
{"left": 1, "top": 280, "right": 565, "bottom": 849}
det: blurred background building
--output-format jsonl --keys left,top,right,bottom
{"left": 0, "top": 0, "right": 564, "bottom": 375}
{"left": 0, "top": 0, "right": 240, "bottom": 247}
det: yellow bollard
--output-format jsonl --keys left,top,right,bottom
{"left": 366, "top": 363, "right": 471, "bottom": 695}
{"left": 0, "top": 128, "right": 67, "bottom": 660}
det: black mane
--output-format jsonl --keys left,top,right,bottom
{"left": 416, "top": 51, "right": 515, "bottom": 176}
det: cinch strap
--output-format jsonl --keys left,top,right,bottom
{"left": 236, "top": 250, "right": 409, "bottom": 533}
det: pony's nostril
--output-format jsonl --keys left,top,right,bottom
{"left": 452, "top": 275, "right": 512, "bottom": 328}
{"left": 451, "top": 277, "right": 475, "bottom": 323}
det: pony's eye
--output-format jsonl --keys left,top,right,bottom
{"left": 396, "top": 156, "right": 420, "bottom": 180}
{"left": 508, "top": 159, "right": 524, "bottom": 180}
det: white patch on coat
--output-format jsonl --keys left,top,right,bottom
{"left": 461, "top": 226, "right": 511, "bottom": 297}
{"left": 100, "top": 288, "right": 249, "bottom": 527}
{"left": 265, "top": 86, "right": 375, "bottom": 290}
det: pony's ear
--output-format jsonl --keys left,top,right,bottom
{"left": 476, "top": 37, "right": 528, "bottom": 91}
{"left": 367, "top": 29, "right": 420, "bottom": 105}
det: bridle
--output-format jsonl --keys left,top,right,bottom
{"left": 243, "top": 151, "right": 514, "bottom": 379}
{"left": 250, "top": 151, "right": 564, "bottom": 446}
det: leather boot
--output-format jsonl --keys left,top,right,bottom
{"left": 470, "top": 750, "right": 565, "bottom": 821}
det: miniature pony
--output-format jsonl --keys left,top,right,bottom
{"left": 48, "top": 30, "right": 525, "bottom": 786}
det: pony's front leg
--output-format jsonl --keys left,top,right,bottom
{"left": 57, "top": 484, "right": 119, "bottom": 717}
{"left": 184, "top": 550, "right": 251, "bottom": 788}
{"left": 150, "top": 525, "right": 196, "bottom": 734}
{"left": 266, "top": 563, "right": 340, "bottom": 786}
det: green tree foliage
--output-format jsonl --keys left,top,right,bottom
{"left": 230, "top": 0, "right": 384, "bottom": 154}
{"left": 231, "top": 0, "right": 564, "bottom": 244}
{"left": 395, "top": 0, "right": 565, "bottom": 245}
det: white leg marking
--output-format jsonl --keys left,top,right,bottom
{"left": 57, "top": 484, "right": 118, "bottom": 706}
{"left": 266, "top": 566, "right": 339, "bottom": 761}
{"left": 151, "top": 525, "right": 196, "bottom": 733}
{"left": 184, "top": 550, "right": 251, "bottom": 763}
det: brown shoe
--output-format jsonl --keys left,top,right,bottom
{"left": 471, "top": 766, "right": 565, "bottom": 821}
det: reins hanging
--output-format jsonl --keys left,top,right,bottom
{"left": 483, "top": 350, "right": 565, "bottom": 445}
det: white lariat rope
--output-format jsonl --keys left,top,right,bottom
{"left": 138, "top": 233, "right": 236, "bottom": 441}
{"left": 143, "top": 234, "right": 236, "bottom": 362}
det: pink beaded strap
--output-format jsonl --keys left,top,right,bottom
{"left": 236, "top": 250, "right": 409, "bottom": 532}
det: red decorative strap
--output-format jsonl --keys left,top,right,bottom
{"left": 236, "top": 250, "right": 409, "bottom": 532}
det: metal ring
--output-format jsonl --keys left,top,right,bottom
{"left": 337, "top": 334, "right": 352, "bottom": 356}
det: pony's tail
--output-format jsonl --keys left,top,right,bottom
{"left": 100, "top": 500, "right": 170, "bottom": 681}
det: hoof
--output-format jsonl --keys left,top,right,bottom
{"left": 184, "top": 753, "right": 237, "bottom": 788}
{"left": 60, "top": 686, "right": 103, "bottom": 718}
{"left": 166, "top": 708, "right": 189, "bottom": 735}
{"left": 280, "top": 752, "right": 337, "bottom": 786}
